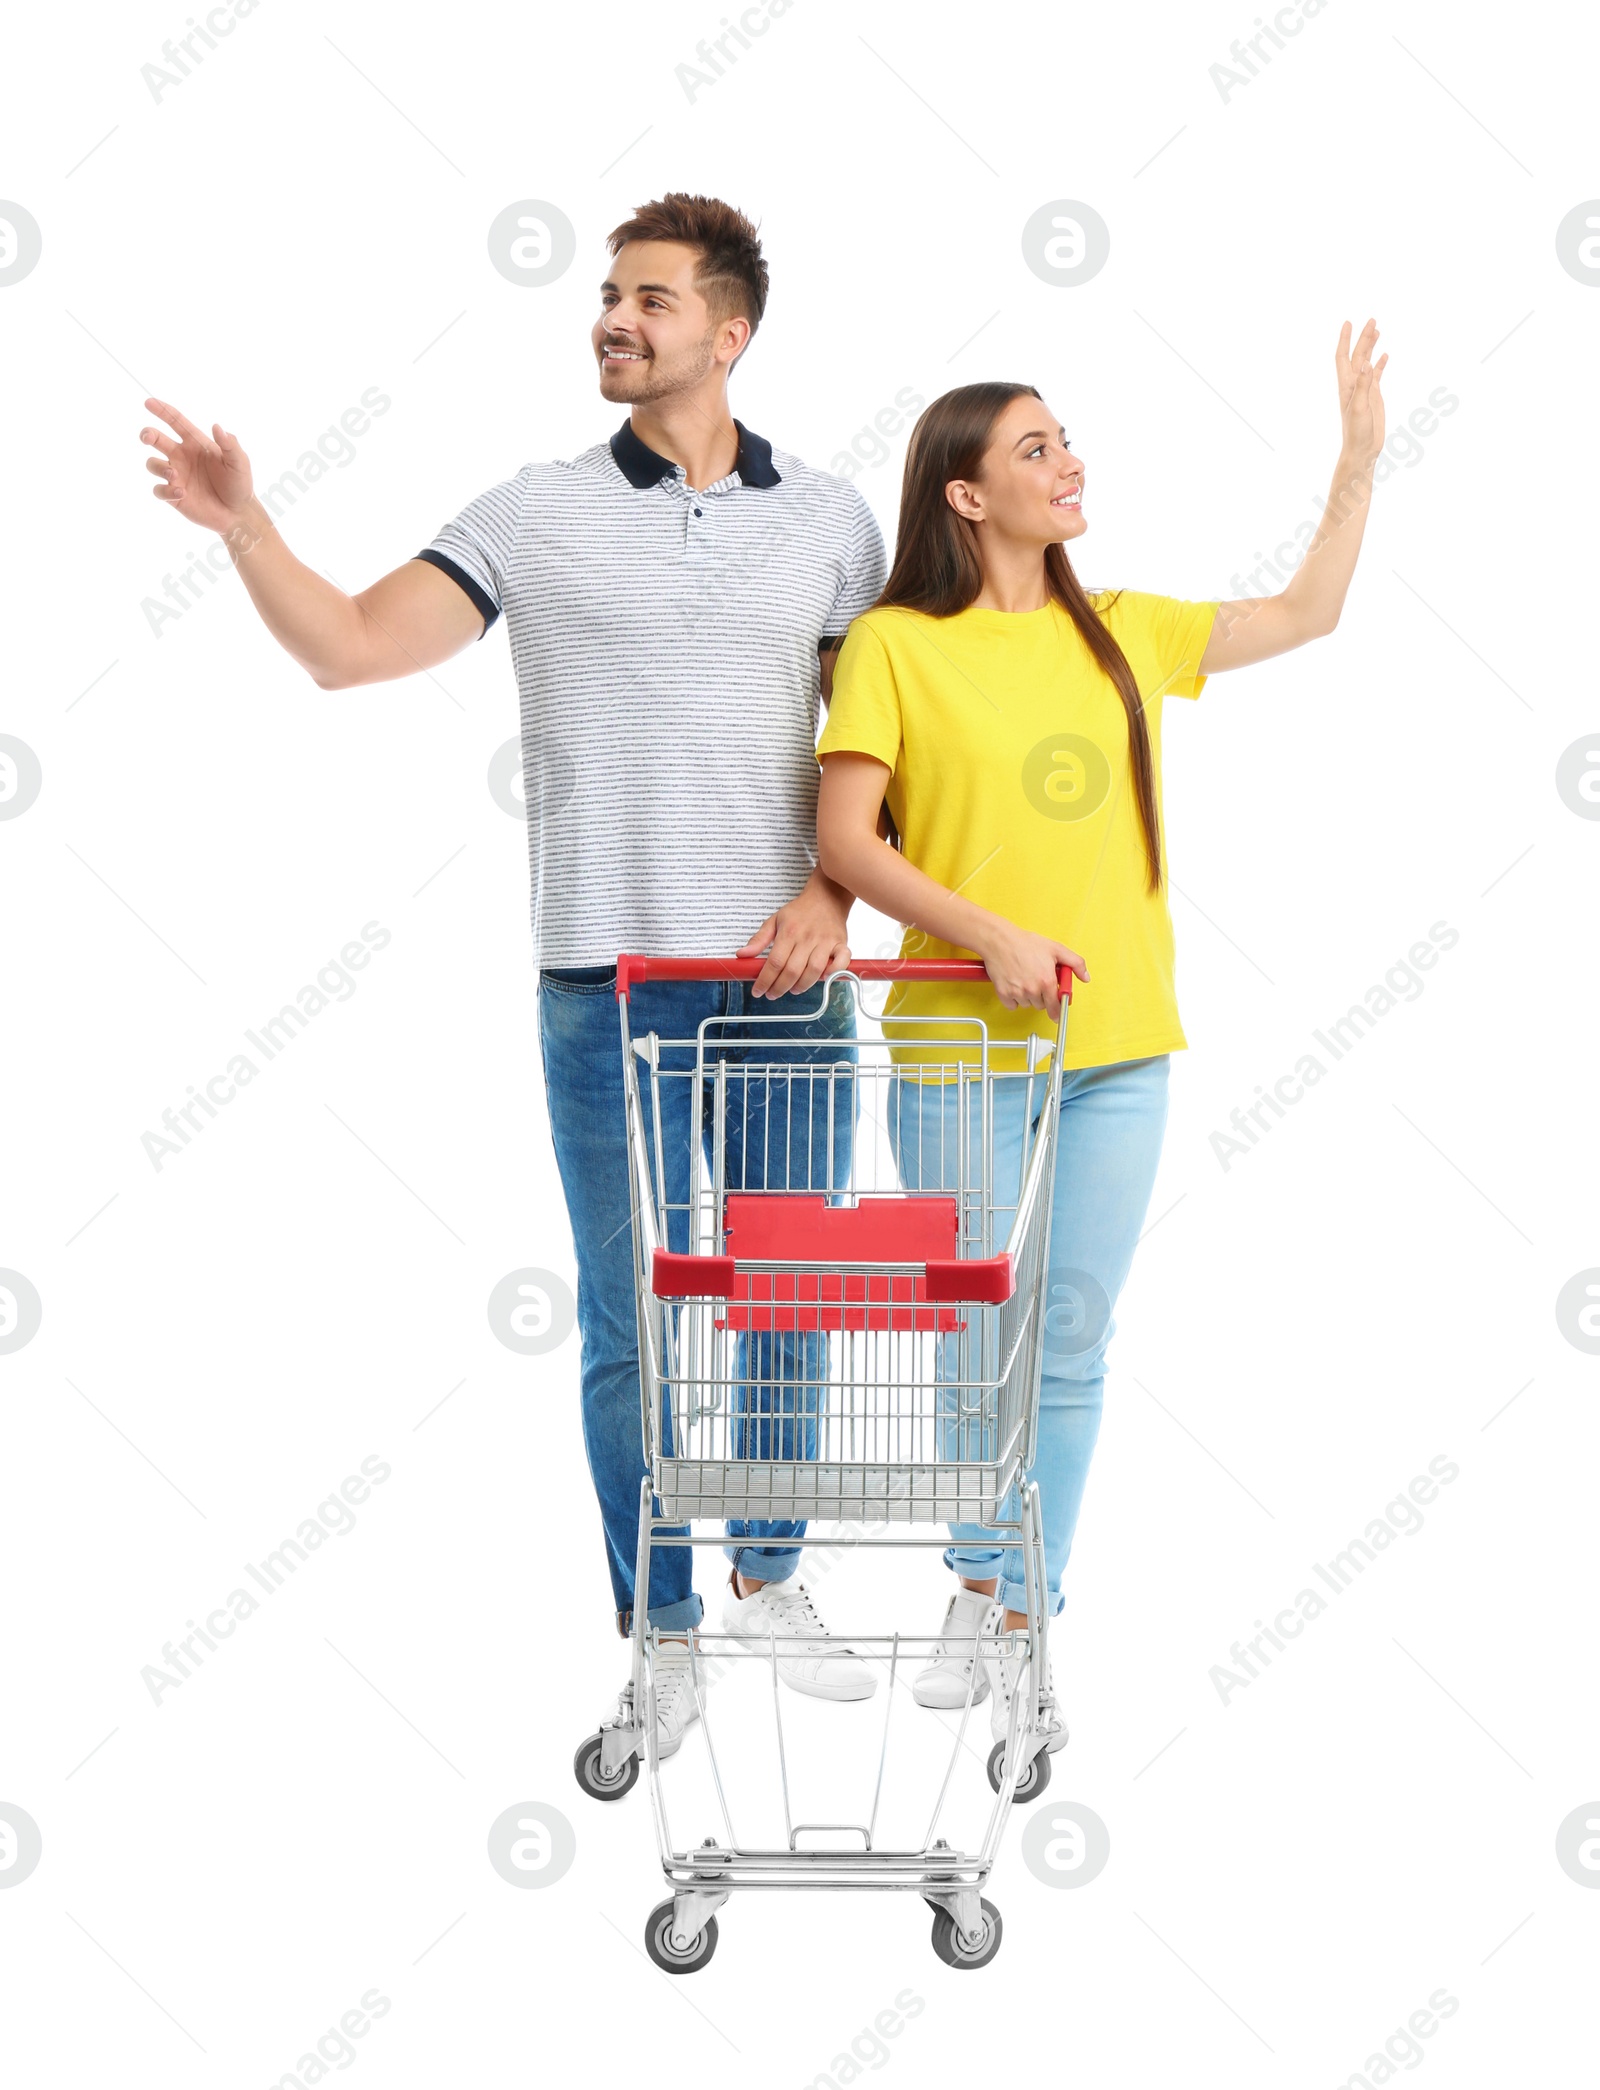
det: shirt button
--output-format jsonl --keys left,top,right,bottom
{"left": 693, "top": 506, "right": 703, "bottom": 517}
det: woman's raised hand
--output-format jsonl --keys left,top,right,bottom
{"left": 1335, "top": 319, "right": 1387, "bottom": 468}
{"left": 975, "top": 920, "right": 1088, "bottom": 1021}
{"left": 140, "top": 398, "right": 256, "bottom": 535}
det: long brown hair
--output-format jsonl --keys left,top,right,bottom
{"left": 878, "top": 382, "right": 1164, "bottom": 893}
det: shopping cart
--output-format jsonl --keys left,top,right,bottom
{"left": 572, "top": 956, "right": 1072, "bottom": 1973}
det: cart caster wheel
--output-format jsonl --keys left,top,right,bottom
{"left": 986, "top": 1738, "right": 1051, "bottom": 1800}
{"left": 930, "top": 1898, "right": 1003, "bottom": 1969}
{"left": 644, "top": 1899, "right": 719, "bottom": 1974}
{"left": 573, "top": 1731, "right": 639, "bottom": 1802}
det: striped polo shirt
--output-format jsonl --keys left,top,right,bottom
{"left": 417, "top": 419, "right": 887, "bottom": 967}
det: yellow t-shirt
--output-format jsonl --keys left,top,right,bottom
{"left": 816, "top": 590, "right": 1219, "bottom": 1073}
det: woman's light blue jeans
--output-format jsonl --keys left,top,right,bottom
{"left": 888, "top": 1055, "right": 1170, "bottom": 1617}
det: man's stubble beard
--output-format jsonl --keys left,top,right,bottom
{"left": 597, "top": 331, "right": 719, "bottom": 406}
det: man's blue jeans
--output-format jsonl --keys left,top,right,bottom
{"left": 537, "top": 966, "right": 857, "bottom": 1632}
{"left": 888, "top": 1055, "right": 1170, "bottom": 1617}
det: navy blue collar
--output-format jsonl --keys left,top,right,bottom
{"left": 609, "top": 417, "right": 781, "bottom": 491}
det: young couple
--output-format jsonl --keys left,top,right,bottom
{"left": 140, "top": 192, "right": 1386, "bottom": 1760}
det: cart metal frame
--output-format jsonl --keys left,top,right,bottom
{"left": 574, "top": 956, "right": 1073, "bottom": 1972}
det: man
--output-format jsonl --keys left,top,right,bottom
{"left": 139, "top": 193, "right": 887, "bottom": 1754}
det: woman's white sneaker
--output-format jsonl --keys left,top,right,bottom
{"left": 986, "top": 1640, "right": 1069, "bottom": 1752}
{"left": 721, "top": 1577, "right": 877, "bottom": 1700}
{"left": 912, "top": 1588, "right": 1000, "bottom": 1708}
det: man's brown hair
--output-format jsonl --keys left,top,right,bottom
{"left": 604, "top": 193, "right": 769, "bottom": 343}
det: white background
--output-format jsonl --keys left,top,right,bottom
{"left": 4, "top": 0, "right": 1598, "bottom": 2082}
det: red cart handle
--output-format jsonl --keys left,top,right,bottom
{"left": 614, "top": 954, "right": 1074, "bottom": 1002}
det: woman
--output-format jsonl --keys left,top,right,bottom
{"left": 815, "top": 323, "right": 1387, "bottom": 1750}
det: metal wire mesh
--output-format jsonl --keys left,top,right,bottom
{"left": 623, "top": 984, "right": 1061, "bottom": 1524}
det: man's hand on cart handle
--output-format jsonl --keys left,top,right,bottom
{"left": 738, "top": 867, "right": 853, "bottom": 1000}
{"left": 972, "top": 921, "right": 1088, "bottom": 1021}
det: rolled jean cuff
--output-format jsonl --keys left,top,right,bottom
{"left": 942, "top": 1547, "right": 1066, "bottom": 1619}
{"left": 723, "top": 1544, "right": 800, "bottom": 1584}
{"left": 993, "top": 1575, "right": 1065, "bottom": 1620}
{"left": 632, "top": 1592, "right": 704, "bottom": 1636}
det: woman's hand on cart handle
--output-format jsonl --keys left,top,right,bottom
{"left": 973, "top": 921, "right": 1088, "bottom": 1021}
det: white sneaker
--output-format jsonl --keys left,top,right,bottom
{"left": 721, "top": 1577, "right": 877, "bottom": 1701}
{"left": 653, "top": 1638, "right": 709, "bottom": 1758}
{"left": 986, "top": 1637, "right": 1069, "bottom": 1753}
{"left": 912, "top": 1587, "right": 1000, "bottom": 1708}
{"left": 612, "top": 1637, "right": 702, "bottom": 1760}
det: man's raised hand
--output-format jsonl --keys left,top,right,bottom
{"left": 141, "top": 398, "right": 256, "bottom": 536}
